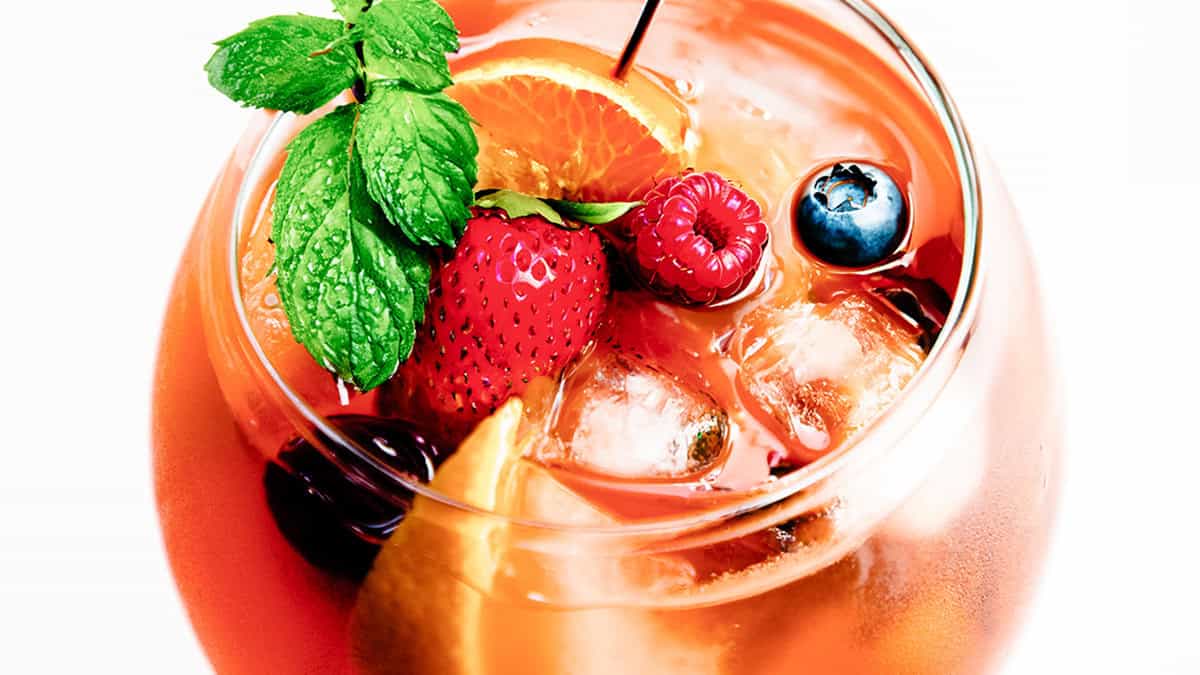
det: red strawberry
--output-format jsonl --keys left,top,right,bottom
{"left": 387, "top": 208, "right": 609, "bottom": 441}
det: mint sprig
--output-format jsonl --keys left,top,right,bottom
{"left": 206, "top": 0, "right": 472, "bottom": 390}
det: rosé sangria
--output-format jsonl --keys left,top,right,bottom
{"left": 153, "top": 0, "right": 1061, "bottom": 673}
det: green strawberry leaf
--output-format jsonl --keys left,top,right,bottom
{"left": 475, "top": 190, "right": 566, "bottom": 226}
{"left": 473, "top": 191, "right": 644, "bottom": 229}
{"left": 205, "top": 15, "right": 359, "bottom": 114}
{"left": 331, "top": 0, "right": 369, "bottom": 23}
{"left": 357, "top": 84, "right": 478, "bottom": 247}
{"left": 544, "top": 198, "right": 644, "bottom": 225}
{"left": 272, "top": 105, "right": 431, "bottom": 391}
{"left": 361, "top": 0, "right": 459, "bottom": 92}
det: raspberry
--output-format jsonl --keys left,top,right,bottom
{"left": 625, "top": 171, "right": 769, "bottom": 305}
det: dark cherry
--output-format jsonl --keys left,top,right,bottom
{"left": 873, "top": 275, "right": 952, "bottom": 352}
{"left": 262, "top": 415, "right": 445, "bottom": 580}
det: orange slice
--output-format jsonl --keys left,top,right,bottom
{"left": 448, "top": 38, "right": 693, "bottom": 201}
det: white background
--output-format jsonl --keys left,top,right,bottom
{"left": 1, "top": 0, "right": 1196, "bottom": 672}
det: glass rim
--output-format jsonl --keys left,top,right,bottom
{"left": 226, "top": 0, "right": 983, "bottom": 535}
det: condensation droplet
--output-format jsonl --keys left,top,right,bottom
{"left": 673, "top": 78, "right": 701, "bottom": 103}
{"left": 734, "top": 98, "right": 772, "bottom": 121}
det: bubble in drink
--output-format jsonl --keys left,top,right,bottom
{"left": 545, "top": 351, "right": 730, "bottom": 480}
{"left": 734, "top": 293, "right": 923, "bottom": 456}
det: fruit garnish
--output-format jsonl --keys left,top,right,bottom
{"left": 352, "top": 398, "right": 534, "bottom": 675}
{"left": 263, "top": 416, "right": 445, "bottom": 579}
{"left": 353, "top": 398, "right": 698, "bottom": 675}
{"left": 870, "top": 275, "right": 951, "bottom": 352}
{"left": 795, "top": 162, "right": 907, "bottom": 268}
{"left": 384, "top": 192, "right": 636, "bottom": 441}
{"left": 621, "top": 171, "right": 770, "bottom": 306}
{"left": 447, "top": 37, "right": 692, "bottom": 202}
{"left": 205, "top": 0, "right": 477, "bottom": 391}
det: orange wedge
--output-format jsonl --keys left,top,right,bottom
{"left": 352, "top": 396, "right": 701, "bottom": 675}
{"left": 448, "top": 38, "right": 693, "bottom": 202}
{"left": 352, "top": 399, "right": 527, "bottom": 675}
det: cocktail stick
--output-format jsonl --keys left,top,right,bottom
{"left": 614, "top": 0, "right": 663, "bottom": 79}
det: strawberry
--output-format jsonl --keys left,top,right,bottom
{"left": 386, "top": 208, "right": 609, "bottom": 441}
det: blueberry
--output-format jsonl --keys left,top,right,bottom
{"left": 795, "top": 163, "right": 907, "bottom": 267}
{"left": 262, "top": 416, "right": 444, "bottom": 580}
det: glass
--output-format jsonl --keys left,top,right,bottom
{"left": 153, "top": 0, "right": 1062, "bottom": 672}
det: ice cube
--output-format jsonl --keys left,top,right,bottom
{"left": 733, "top": 293, "right": 923, "bottom": 456}
{"left": 543, "top": 351, "right": 729, "bottom": 480}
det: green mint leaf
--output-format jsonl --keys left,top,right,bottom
{"left": 272, "top": 105, "right": 431, "bottom": 391}
{"left": 205, "top": 15, "right": 359, "bottom": 114}
{"left": 332, "top": 0, "right": 368, "bottom": 22}
{"left": 357, "top": 84, "right": 478, "bottom": 247}
{"left": 361, "top": 0, "right": 459, "bottom": 92}
{"left": 475, "top": 190, "right": 566, "bottom": 226}
{"left": 544, "top": 199, "right": 644, "bottom": 225}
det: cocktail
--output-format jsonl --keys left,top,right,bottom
{"left": 153, "top": 1, "right": 1061, "bottom": 673}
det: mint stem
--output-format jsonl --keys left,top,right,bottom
{"left": 350, "top": 0, "right": 375, "bottom": 102}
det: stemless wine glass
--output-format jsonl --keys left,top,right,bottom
{"left": 153, "top": 1, "right": 1062, "bottom": 673}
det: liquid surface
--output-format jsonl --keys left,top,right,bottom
{"left": 238, "top": 0, "right": 964, "bottom": 516}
